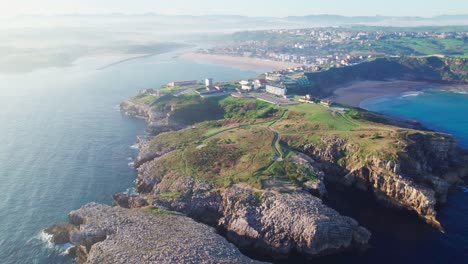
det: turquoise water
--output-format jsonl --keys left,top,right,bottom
{"left": 349, "top": 88, "right": 468, "bottom": 264}
{"left": 361, "top": 89, "right": 468, "bottom": 148}
{"left": 0, "top": 51, "right": 258, "bottom": 264}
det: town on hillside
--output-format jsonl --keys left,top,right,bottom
{"left": 200, "top": 26, "right": 468, "bottom": 71}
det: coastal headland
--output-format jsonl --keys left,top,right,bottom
{"left": 47, "top": 56, "right": 468, "bottom": 263}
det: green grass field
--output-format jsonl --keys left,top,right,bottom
{"left": 139, "top": 95, "right": 441, "bottom": 191}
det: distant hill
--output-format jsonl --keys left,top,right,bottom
{"left": 284, "top": 14, "right": 468, "bottom": 26}
{"left": 305, "top": 56, "right": 468, "bottom": 97}
{"left": 6, "top": 14, "right": 468, "bottom": 30}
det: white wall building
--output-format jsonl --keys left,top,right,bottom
{"left": 240, "top": 80, "right": 254, "bottom": 91}
{"left": 205, "top": 78, "right": 213, "bottom": 88}
{"left": 266, "top": 84, "right": 287, "bottom": 96}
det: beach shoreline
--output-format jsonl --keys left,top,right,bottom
{"left": 328, "top": 80, "right": 468, "bottom": 108}
{"left": 179, "top": 52, "right": 304, "bottom": 72}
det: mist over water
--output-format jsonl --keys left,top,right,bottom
{"left": 1, "top": 15, "right": 467, "bottom": 263}
{"left": 0, "top": 50, "right": 258, "bottom": 264}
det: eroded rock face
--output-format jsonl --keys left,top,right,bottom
{"left": 44, "top": 223, "right": 77, "bottom": 244}
{"left": 64, "top": 203, "right": 264, "bottom": 264}
{"left": 302, "top": 133, "right": 468, "bottom": 228}
{"left": 112, "top": 193, "right": 148, "bottom": 209}
{"left": 131, "top": 144, "right": 371, "bottom": 259}
{"left": 152, "top": 175, "right": 222, "bottom": 225}
{"left": 289, "top": 152, "right": 327, "bottom": 198}
{"left": 120, "top": 99, "right": 185, "bottom": 135}
{"left": 219, "top": 184, "right": 370, "bottom": 258}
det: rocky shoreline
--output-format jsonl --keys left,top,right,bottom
{"left": 47, "top": 95, "right": 467, "bottom": 263}
{"left": 47, "top": 203, "right": 263, "bottom": 264}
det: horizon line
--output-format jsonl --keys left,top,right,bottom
{"left": 1, "top": 13, "right": 468, "bottom": 19}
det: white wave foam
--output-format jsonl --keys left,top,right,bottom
{"left": 401, "top": 91, "right": 423, "bottom": 98}
{"left": 38, "top": 230, "right": 54, "bottom": 249}
{"left": 130, "top": 143, "right": 139, "bottom": 150}
{"left": 37, "top": 230, "right": 74, "bottom": 255}
{"left": 125, "top": 187, "right": 137, "bottom": 195}
{"left": 128, "top": 162, "right": 135, "bottom": 167}
{"left": 451, "top": 90, "right": 468, "bottom": 95}
{"left": 60, "top": 243, "right": 74, "bottom": 256}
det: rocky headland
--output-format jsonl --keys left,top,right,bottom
{"left": 48, "top": 75, "right": 467, "bottom": 263}
{"left": 47, "top": 203, "right": 263, "bottom": 264}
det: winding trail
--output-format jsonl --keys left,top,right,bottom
{"left": 267, "top": 110, "right": 288, "bottom": 161}
{"left": 201, "top": 109, "right": 288, "bottom": 145}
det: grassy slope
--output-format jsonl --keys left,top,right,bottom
{"left": 139, "top": 94, "right": 441, "bottom": 190}
{"left": 305, "top": 56, "right": 468, "bottom": 97}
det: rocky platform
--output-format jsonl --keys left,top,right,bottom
{"left": 50, "top": 203, "right": 264, "bottom": 264}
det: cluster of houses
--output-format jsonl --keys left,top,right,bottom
{"left": 162, "top": 74, "right": 336, "bottom": 106}
{"left": 237, "top": 78, "right": 292, "bottom": 97}
{"left": 299, "top": 94, "right": 333, "bottom": 107}
{"left": 236, "top": 68, "right": 312, "bottom": 97}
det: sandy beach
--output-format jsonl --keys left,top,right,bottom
{"left": 179, "top": 52, "right": 304, "bottom": 72}
{"left": 328, "top": 80, "right": 433, "bottom": 107}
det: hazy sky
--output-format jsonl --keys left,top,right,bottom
{"left": 1, "top": 0, "right": 467, "bottom": 17}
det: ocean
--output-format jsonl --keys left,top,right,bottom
{"left": 0, "top": 50, "right": 258, "bottom": 264}
{"left": 1, "top": 52, "right": 467, "bottom": 264}
{"left": 349, "top": 89, "right": 468, "bottom": 264}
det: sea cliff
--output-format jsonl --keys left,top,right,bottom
{"left": 118, "top": 94, "right": 466, "bottom": 255}
{"left": 48, "top": 84, "right": 467, "bottom": 263}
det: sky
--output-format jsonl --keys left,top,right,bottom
{"left": 0, "top": 0, "right": 467, "bottom": 17}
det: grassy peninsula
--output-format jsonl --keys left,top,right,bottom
{"left": 130, "top": 92, "right": 444, "bottom": 193}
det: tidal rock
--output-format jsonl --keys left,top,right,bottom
{"left": 44, "top": 223, "right": 77, "bottom": 244}
{"left": 219, "top": 184, "right": 371, "bottom": 258}
{"left": 65, "top": 203, "right": 264, "bottom": 264}
{"left": 112, "top": 193, "right": 148, "bottom": 209}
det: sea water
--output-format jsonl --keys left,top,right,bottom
{"left": 344, "top": 88, "right": 468, "bottom": 264}
{"left": 1, "top": 53, "right": 467, "bottom": 264}
{"left": 361, "top": 89, "right": 468, "bottom": 148}
{"left": 0, "top": 51, "right": 258, "bottom": 264}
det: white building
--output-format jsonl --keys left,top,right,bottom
{"left": 265, "top": 73, "right": 283, "bottom": 82}
{"left": 266, "top": 84, "right": 288, "bottom": 96}
{"left": 240, "top": 80, "right": 255, "bottom": 91}
{"left": 254, "top": 79, "right": 267, "bottom": 89}
{"left": 205, "top": 78, "right": 214, "bottom": 88}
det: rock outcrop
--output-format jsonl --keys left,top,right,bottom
{"left": 219, "top": 184, "right": 370, "bottom": 257}
{"left": 133, "top": 159, "right": 371, "bottom": 259}
{"left": 44, "top": 223, "right": 77, "bottom": 244}
{"left": 58, "top": 203, "right": 264, "bottom": 264}
{"left": 112, "top": 193, "right": 149, "bottom": 209}
{"left": 151, "top": 174, "right": 222, "bottom": 225}
{"left": 302, "top": 133, "right": 468, "bottom": 228}
{"left": 130, "top": 149, "right": 371, "bottom": 259}
{"left": 121, "top": 98, "right": 185, "bottom": 135}
{"left": 289, "top": 152, "right": 327, "bottom": 198}
{"left": 121, "top": 98, "right": 185, "bottom": 169}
